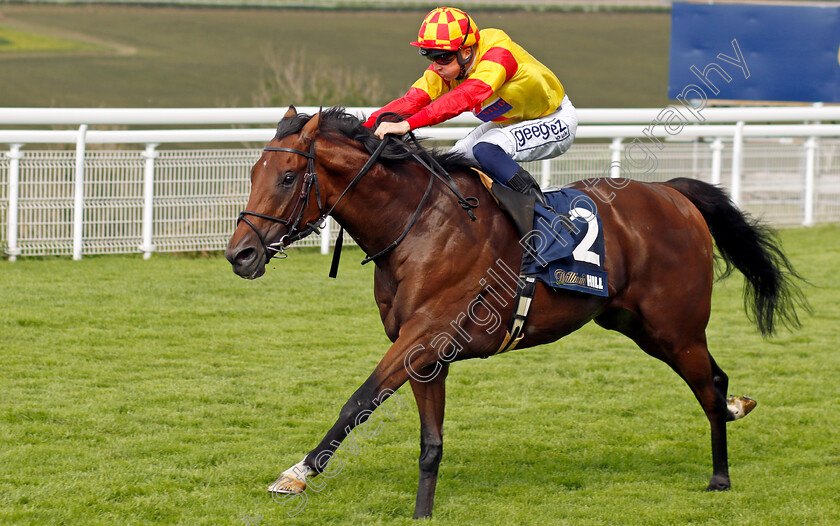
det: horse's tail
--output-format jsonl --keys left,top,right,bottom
{"left": 664, "top": 177, "right": 809, "bottom": 336}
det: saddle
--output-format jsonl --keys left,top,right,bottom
{"left": 472, "top": 168, "right": 609, "bottom": 354}
{"left": 473, "top": 168, "right": 536, "bottom": 239}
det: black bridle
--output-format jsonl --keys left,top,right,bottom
{"left": 236, "top": 118, "right": 478, "bottom": 276}
{"left": 236, "top": 134, "right": 394, "bottom": 265}
{"left": 236, "top": 139, "right": 320, "bottom": 261}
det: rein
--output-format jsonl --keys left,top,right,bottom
{"left": 236, "top": 115, "right": 479, "bottom": 276}
{"left": 358, "top": 127, "right": 479, "bottom": 265}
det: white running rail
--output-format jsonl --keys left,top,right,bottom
{"left": 2, "top": 105, "right": 839, "bottom": 260}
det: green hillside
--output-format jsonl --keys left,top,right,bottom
{"left": 0, "top": 5, "right": 671, "bottom": 108}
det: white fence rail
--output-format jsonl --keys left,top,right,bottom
{"left": 2, "top": 106, "right": 840, "bottom": 260}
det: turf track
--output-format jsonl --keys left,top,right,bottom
{"left": 1, "top": 225, "right": 838, "bottom": 524}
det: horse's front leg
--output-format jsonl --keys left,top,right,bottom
{"left": 267, "top": 328, "right": 439, "bottom": 497}
{"left": 409, "top": 363, "right": 448, "bottom": 519}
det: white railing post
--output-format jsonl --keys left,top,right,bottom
{"left": 730, "top": 121, "right": 744, "bottom": 207}
{"left": 802, "top": 102, "right": 823, "bottom": 227}
{"left": 320, "top": 216, "right": 332, "bottom": 255}
{"left": 710, "top": 138, "right": 723, "bottom": 186}
{"left": 609, "top": 138, "right": 623, "bottom": 178}
{"left": 803, "top": 136, "right": 817, "bottom": 226}
{"left": 540, "top": 158, "right": 551, "bottom": 188}
{"left": 140, "top": 143, "right": 159, "bottom": 258}
{"left": 6, "top": 144, "right": 23, "bottom": 261}
{"left": 691, "top": 138, "right": 699, "bottom": 177}
{"left": 72, "top": 125, "right": 88, "bottom": 260}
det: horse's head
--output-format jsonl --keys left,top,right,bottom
{"left": 227, "top": 105, "right": 477, "bottom": 278}
{"left": 226, "top": 106, "right": 325, "bottom": 279}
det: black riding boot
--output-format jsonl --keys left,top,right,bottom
{"left": 506, "top": 168, "right": 548, "bottom": 208}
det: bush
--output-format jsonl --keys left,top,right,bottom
{"left": 253, "top": 47, "right": 388, "bottom": 108}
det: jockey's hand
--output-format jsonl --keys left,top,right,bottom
{"left": 374, "top": 121, "right": 411, "bottom": 140}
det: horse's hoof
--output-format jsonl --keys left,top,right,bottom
{"left": 267, "top": 459, "right": 310, "bottom": 494}
{"left": 705, "top": 475, "right": 731, "bottom": 491}
{"left": 268, "top": 475, "right": 306, "bottom": 494}
{"left": 727, "top": 395, "right": 757, "bottom": 420}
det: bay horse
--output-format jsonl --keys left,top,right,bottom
{"left": 225, "top": 106, "right": 805, "bottom": 519}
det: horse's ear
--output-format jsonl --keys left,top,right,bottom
{"left": 299, "top": 111, "right": 321, "bottom": 145}
{"left": 283, "top": 105, "right": 297, "bottom": 120}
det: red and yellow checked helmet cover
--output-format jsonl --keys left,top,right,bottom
{"left": 410, "top": 7, "right": 480, "bottom": 51}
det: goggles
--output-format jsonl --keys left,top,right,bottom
{"left": 420, "top": 48, "right": 458, "bottom": 65}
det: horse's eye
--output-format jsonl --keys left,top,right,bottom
{"left": 282, "top": 173, "right": 296, "bottom": 186}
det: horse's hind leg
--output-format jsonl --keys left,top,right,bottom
{"left": 643, "top": 334, "right": 743, "bottom": 490}
{"left": 599, "top": 308, "right": 737, "bottom": 492}
{"left": 676, "top": 340, "right": 733, "bottom": 490}
{"left": 673, "top": 347, "right": 756, "bottom": 486}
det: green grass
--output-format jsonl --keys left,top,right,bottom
{"left": 0, "top": 25, "right": 106, "bottom": 53}
{"left": 0, "top": 5, "right": 671, "bottom": 108}
{"left": 1, "top": 225, "right": 838, "bottom": 524}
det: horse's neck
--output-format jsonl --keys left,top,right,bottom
{"left": 324, "top": 156, "right": 488, "bottom": 259}
{"left": 315, "top": 132, "right": 508, "bottom": 259}
{"left": 324, "top": 159, "right": 431, "bottom": 256}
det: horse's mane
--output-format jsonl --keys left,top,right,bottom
{"left": 274, "top": 106, "right": 479, "bottom": 174}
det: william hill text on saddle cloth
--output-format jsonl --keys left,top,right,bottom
{"left": 365, "top": 7, "right": 604, "bottom": 294}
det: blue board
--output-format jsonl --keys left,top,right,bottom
{"left": 669, "top": 2, "right": 840, "bottom": 103}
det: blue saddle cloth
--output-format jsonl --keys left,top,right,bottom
{"left": 520, "top": 189, "right": 608, "bottom": 297}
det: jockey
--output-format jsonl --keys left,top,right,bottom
{"left": 364, "top": 6, "right": 578, "bottom": 208}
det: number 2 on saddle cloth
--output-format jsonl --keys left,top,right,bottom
{"left": 524, "top": 190, "right": 608, "bottom": 297}
{"left": 476, "top": 170, "right": 608, "bottom": 298}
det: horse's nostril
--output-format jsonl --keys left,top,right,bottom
{"left": 236, "top": 247, "right": 257, "bottom": 266}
